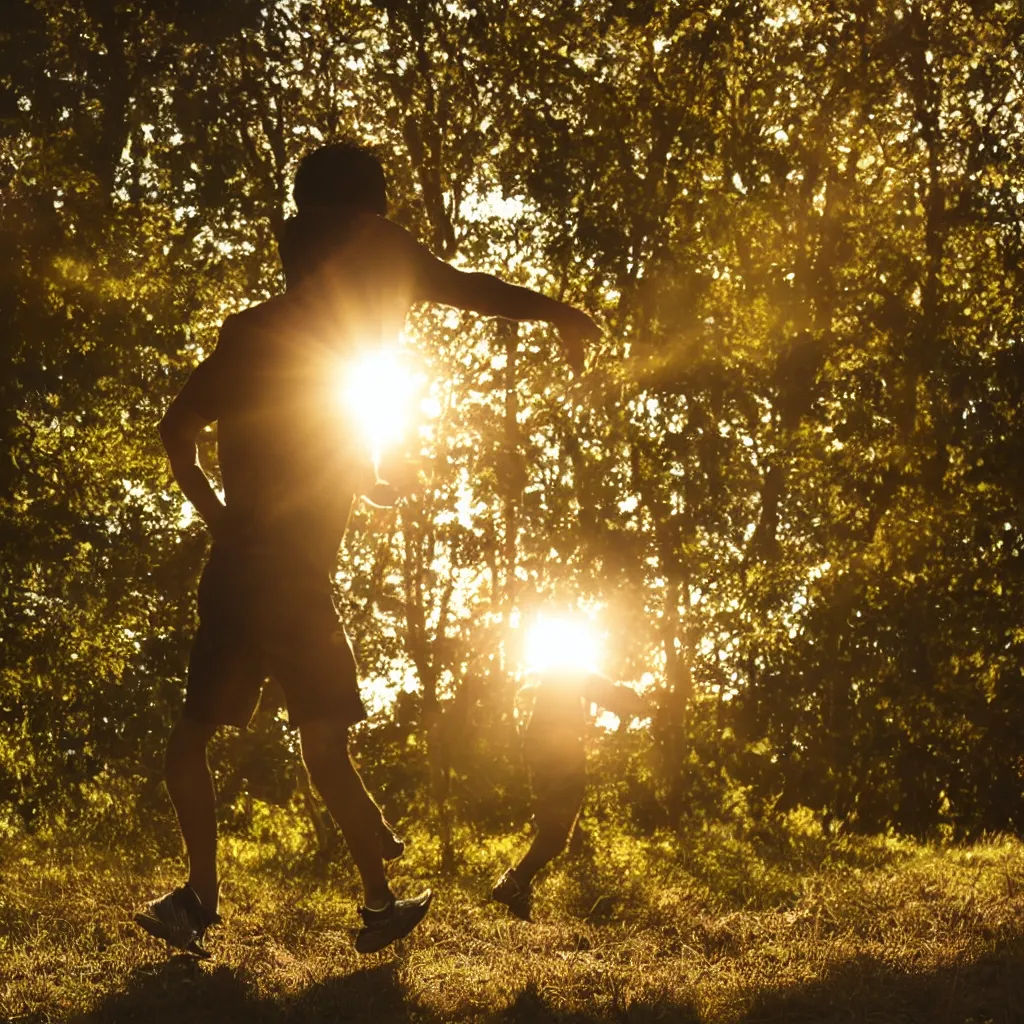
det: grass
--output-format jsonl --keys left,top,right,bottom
{"left": 1, "top": 808, "right": 1023, "bottom": 1023}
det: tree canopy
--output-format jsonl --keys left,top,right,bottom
{"left": 2, "top": 0, "right": 1023, "bottom": 843}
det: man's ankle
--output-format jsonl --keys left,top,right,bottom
{"left": 188, "top": 879, "right": 220, "bottom": 916}
{"left": 364, "top": 891, "right": 395, "bottom": 912}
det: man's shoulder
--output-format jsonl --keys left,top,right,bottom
{"left": 224, "top": 295, "right": 289, "bottom": 329}
{"left": 340, "top": 210, "right": 431, "bottom": 268}
{"left": 216, "top": 297, "right": 291, "bottom": 352}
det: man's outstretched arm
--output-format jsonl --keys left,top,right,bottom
{"left": 398, "top": 226, "right": 600, "bottom": 374}
{"left": 583, "top": 674, "right": 651, "bottom": 721}
{"left": 159, "top": 392, "right": 225, "bottom": 537}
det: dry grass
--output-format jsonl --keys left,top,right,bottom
{"left": 2, "top": 811, "right": 1023, "bottom": 1023}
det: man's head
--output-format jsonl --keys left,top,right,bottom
{"left": 293, "top": 141, "right": 387, "bottom": 216}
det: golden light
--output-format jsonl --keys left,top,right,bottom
{"left": 340, "top": 347, "right": 418, "bottom": 462}
{"left": 523, "top": 615, "right": 602, "bottom": 674}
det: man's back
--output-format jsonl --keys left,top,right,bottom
{"left": 180, "top": 295, "right": 372, "bottom": 570}
{"left": 174, "top": 208, "right": 433, "bottom": 569}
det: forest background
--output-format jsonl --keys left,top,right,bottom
{"left": 2, "top": 1, "right": 1024, "bottom": 1021}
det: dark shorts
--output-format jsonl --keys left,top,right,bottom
{"left": 185, "top": 543, "right": 367, "bottom": 729}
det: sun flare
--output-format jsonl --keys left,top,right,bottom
{"left": 523, "top": 615, "right": 602, "bottom": 674}
{"left": 340, "top": 348, "right": 418, "bottom": 461}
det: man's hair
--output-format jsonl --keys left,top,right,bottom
{"left": 293, "top": 141, "right": 387, "bottom": 215}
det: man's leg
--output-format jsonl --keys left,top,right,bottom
{"left": 165, "top": 717, "right": 220, "bottom": 913}
{"left": 298, "top": 718, "right": 393, "bottom": 908}
{"left": 492, "top": 772, "right": 585, "bottom": 920}
{"left": 512, "top": 780, "right": 585, "bottom": 888}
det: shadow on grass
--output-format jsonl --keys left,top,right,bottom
{"left": 495, "top": 981, "right": 701, "bottom": 1023}
{"left": 738, "top": 939, "right": 1024, "bottom": 1024}
{"left": 80, "top": 957, "right": 421, "bottom": 1024}
{"left": 494, "top": 942, "right": 1024, "bottom": 1023}
{"left": 79, "top": 938, "right": 1024, "bottom": 1024}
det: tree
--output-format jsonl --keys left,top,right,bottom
{"left": 1, "top": 0, "right": 1022, "bottom": 842}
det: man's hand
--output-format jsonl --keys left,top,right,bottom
{"left": 406, "top": 224, "right": 602, "bottom": 375}
{"left": 362, "top": 457, "right": 423, "bottom": 509}
{"left": 376, "top": 454, "right": 423, "bottom": 496}
{"left": 553, "top": 306, "right": 601, "bottom": 376}
{"left": 585, "top": 675, "right": 651, "bottom": 721}
{"left": 364, "top": 481, "right": 401, "bottom": 508}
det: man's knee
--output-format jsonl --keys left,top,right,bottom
{"left": 537, "top": 795, "right": 583, "bottom": 838}
{"left": 299, "top": 718, "right": 351, "bottom": 772}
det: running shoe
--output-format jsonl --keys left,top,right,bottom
{"left": 491, "top": 869, "right": 532, "bottom": 921}
{"left": 134, "top": 885, "right": 220, "bottom": 958}
{"left": 354, "top": 889, "right": 433, "bottom": 954}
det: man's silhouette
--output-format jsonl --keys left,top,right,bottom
{"left": 492, "top": 669, "right": 648, "bottom": 921}
{"left": 135, "top": 142, "right": 600, "bottom": 955}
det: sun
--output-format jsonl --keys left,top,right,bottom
{"left": 339, "top": 347, "right": 418, "bottom": 462}
{"left": 523, "top": 614, "right": 602, "bottom": 674}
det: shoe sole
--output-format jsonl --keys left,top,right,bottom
{"left": 491, "top": 878, "right": 532, "bottom": 921}
{"left": 133, "top": 913, "right": 212, "bottom": 959}
{"left": 491, "top": 894, "right": 532, "bottom": 922}
{"left": 355, "top": 891, "right": 433, "bottom": 954}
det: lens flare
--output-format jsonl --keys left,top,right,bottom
{"left": 341, "top": 348, "right": 417, "bottom": 461}
{"left": 523, "top": 615, "right": 601, "bottom": 673}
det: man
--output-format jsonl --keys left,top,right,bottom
{"left": 492, "top": 670, "right": 648, "bottom": 921}
{"left": 135, "top": 141, "right": 600, "bottom": 956}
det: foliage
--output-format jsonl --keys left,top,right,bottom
{"left": 1, "top": 0, "right": 1023, "bottom": 840}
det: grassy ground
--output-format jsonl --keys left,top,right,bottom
{"left": 2, "top": 811, "right": 1023, "bottom": 1023}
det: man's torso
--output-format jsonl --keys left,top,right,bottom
{"left": 185, "top": 214, "right": 425, "bottom": 572}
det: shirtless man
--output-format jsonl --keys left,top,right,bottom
{"left": 135, "top": 142, "right": 600, "bottom": 955}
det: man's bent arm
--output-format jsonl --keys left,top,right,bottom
{"left": 584, "top": 674, "right": 650, "bottom": 721}
{"left": 420, "top": 266, "right": 565, "bottom": 322}
{"left": 395, "top": 224, "right": 600, "bottom": 373}
{"left": 159, "top": 399, "right": 225, "bottom": 536}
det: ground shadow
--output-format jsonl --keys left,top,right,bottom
{"left": 486, "top": 941, "right": 1024, "bottom": 1023}
{"left": 77, "top": 956, "right": 264, "bottom": 1024}
{"left": 494, "top": 981, "right": 701, "bottom": 1023}
{"left": 80, "top": 937, "right": 1024, "bottom": 1023}
{"left": 737, "top": 939, "right": 1024, "bottom": 1024}
{"left": 79, "top": 957, "right": 426, "bottom": 1024}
